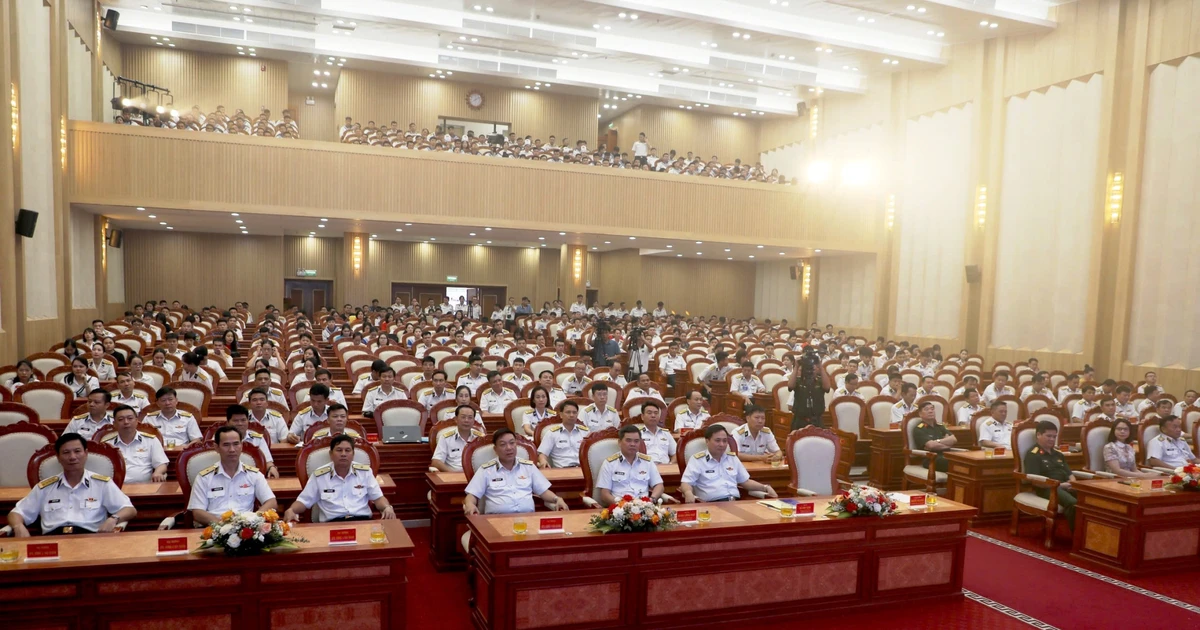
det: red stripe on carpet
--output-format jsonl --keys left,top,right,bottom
{"left": 964, "top": 537, "right": 1200, "bottom": 630}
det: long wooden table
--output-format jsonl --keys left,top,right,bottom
{"left": 1, "top": 520, "right": 414, "bottom": 628}
{"left": 865, "top": 427, "right": 973, "bottom": 490}
{"left": 945, "top": 449, "right": 1084, "bottom": 524}
{"left": 1071, "top": 479, "right": 1200, "bottom": 576}
{"left": 466, "top": 493, "right": 975, "bottom": 630}
{"left": 0, "top": 475, "right": 396, "bottom": 531}
{"left": 426, "top": 461, "right": 794, "bottom": 571}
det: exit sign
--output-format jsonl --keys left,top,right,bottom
{"left": 295, "top": 269, "right": 317, "bottom": 277}
{"left": 446, "top": 276, "right": 458, "bottom": 282}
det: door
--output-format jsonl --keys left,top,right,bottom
{"left": 482, "top": 294, "right": 498, "bottom": 320}
{"left": 586, "top": 289, "right": 599, "bottom": 309}
{"left": 287, "top": 288, "right": 303, "bottom": 313}
{"left": 313, "top": 288, "right": 328, "bottom": 314}
{"left": 283, "top": 280, "right": 334, "bottom": 318}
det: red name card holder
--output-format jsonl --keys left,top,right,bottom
{"left": 1151, "top": 479, "right": 1164, "bottom": 491}
{"left": 328, "top": 528, "right": 358, "bottom": 546}
{"left": 993, "top": 447, "right": 1007, "bottom": 456}
{"left": 538, "top": 517, "right": 564, "bottom": 534}
{"left": 794, "top": 502, "right": 815, "bottom": 518}
{"left": 156, "top": 537, "right": 189, "bottom": 557}
{"left": 909, "top": 494, "right": 927, "bottom": 510}
{"left": 25, "top": 542, "right": 59, "bottom": 563}
{"left": 675, "top": 509, "right": 697, "bottom": 524}
{"left": 366, "top": 433, "right": 379, "bottom": 443}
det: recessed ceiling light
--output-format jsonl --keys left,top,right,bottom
{"left": 559, "top": 232, "right": 567, "bottom": 235}
{"left": 779, "top": 252, "right": 786, "bottom": 255}
{"left": 593, "top": 24, "right": 600, "bottom": 29}
{"left": 235, "top": 220, "right": 243, "bottom": 224}
{"left": 540, "top": 244, "right": 546, "bottom": 247}
{"left": 312, "top": 82, "right": 319, "bottom": 87}
{"left": 676, "top": 254, "right": 683, "bottom": 257}
{"left": 604, "top": 241, "right": 611, "bottom": 244}
{"left": 318, "top": 224, "right": 325, "bottom": 228}
{"left": 486, "top": 240, "right": 492, "bottom": 244}
{"left": 918, "top": 6, "right": 926, "bottom": 12}
{"left": 630, "top": 14, "right": 638, "bottom": 19}
{"left": 989, "top": 22, "right": 998, "bottom": 28}
{"left": 166, "top": 226, "right": 173, "bottom": 230}
{"left": 724, "top": 248, "right": 731, "bottom": 252}
{"left": 320, "top": 218, "right": 328, "bottom": 222}
{"left": 749, "top": 255, "right": 755, "bottom": 259}
{"left": 159, "top": 221, "right": 167, "bottom": 225}
{"left": 619, "top": 12, "right": 627, "bottom": 17}
{"left": 592, "top": 247, "right": 599, "bottom": 250}
{"left": 137, "top": 207, "right": 146, "bottom": 211}
{"left": 395, "top": 228, "right": 403, "bottom": 232}
{"left": 757, "top": 245, "right": 764, "bottom": 248}
{"left": 604, "top": 25, "right": 611, "bottom": 30}
{"left": 666, "top": 245, "right": 673, "bottom": 248}
{"left": 430, "top": 237, "right": 436, "bottom": 241}
{"left": 815, "top": 249, "right": 822, "bottom": 253}
{"left": 629, "top": 236, "right": 636, "bottom": 240}
{"left": 148, "top": 214, "right": 157, "bottom": 218}
{"left": 484, "top": 227, "right": 491, "bottom": 230}
{"left": 321, "top": 83, "right": 327, "bottom": 88}
{"left": 371, "top": 234, "right": 378, "bottom": 238}
{"left": 469, "top": 232, "right": 477, "bottom": 236}
{"left": 937, "top": 32, "right": 945, "bottom": 38}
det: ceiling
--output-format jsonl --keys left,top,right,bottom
{"left": 103, "top": 0, "right": 1061, "bottom": 122}
{"left": 84, "top": 204, "right": 839, "bottom": 260}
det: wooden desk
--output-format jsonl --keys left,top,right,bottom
{"left": 1, "top": 520, "right": 414, "bottom": 628}
{"left": 1071, "top": 479, "right": 1200, "bottom": 576}
{"left": 466, "top": 493, "right": 975, "bottom": 630}
{"left": 427, "top": 461, "right": 795, "bottom": 571}
{"left": 945, "top": 450, "right": 1083, "bottom": 524}
{"left": 0, "top": 475, "right": 397, "bottom": 531}
{"left": 866, "top": 427, "right": 973, "bottom": 490}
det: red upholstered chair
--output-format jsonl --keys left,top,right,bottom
{"left": 302, "top": 418, "right": 368, "bottom": 443}
{"left": 0, "top": 385, "right": 10, "bottom": 403}
{"left": 25, "top": 352, "right": 69, "bottom": 378}
{"left": 427, "top": 418, "right": 457, "bottom": 453}
{"left": 374, "top": 399, "right": 426, "bottom": 431}
{"left": 14, "top": 382, "right": 75, "bottom": 421}
{"left": 202, "top": 421, "right": 270, "bottom": 444}
{"left": 785, "top": 426, "right": 843, "bottom": 496}
{"left": 461, "top": 432, "right": 537, "bottom": 483}
{"left": 160, "top": 440, "right": 268, "bottom": 530}
{"left": 27, "top": 440, "right": 127, "bottom": 488}
{"left": 0, "top": 421, "right": 57, "bottom": 487}
{"left": 901, "top": 411, "right": 962, "bottom": 494}
{"left": 298, "top": 436, "right": 379, "bottom": 484}
{"left": 578, "top": 427, "right": 652, "bottom": 508}
{"left": 142, "top": 366, "right": 172, "bottom": 391}
{"left": 167, "top": 381, "right": 212, "bottom": 416}
{"left": 0, "top": 401, "right": 40, "bottom": 427}
{"left": 676, "top": 426, "right": 741, "bottom": 474}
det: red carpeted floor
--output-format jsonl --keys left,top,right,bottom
{"left": 403, "top": 524, "right": 1200, "bottom": 629}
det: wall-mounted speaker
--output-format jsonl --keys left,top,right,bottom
{"left": 796, "top": 101, "right": 808, "bottom": 118}
{"left": 102, "top": 9, "right": 119, "bottom": 30}
{"left": 15, "top": 209, "right": 38, "bottom": 238}
{"left": 790, "top": 264, "right": 800, "bottom": 281}
{"left": 965, "top": 265, "right": 982, "bottom": 284}
{"left": 107, "top": 229, "right": 124, "bottom": 248}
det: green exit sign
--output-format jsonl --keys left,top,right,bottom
{"left": 446, "top": 275, "right": 458, "bottom": 282}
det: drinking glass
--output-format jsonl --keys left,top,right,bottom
{"left": 697, "top": 509, "right": 711, "bottom": 523}
{"left": 984, "top": 447, "right": 995, "bottom": 458}
{"left": 0, "top": 547, "right": 18, "bottom": 563}
{"left": 512, "top": 518, "right": 528, "bottom": 535}
{"left": 780, "top": 504, "right": 796, "bottom": 518}
{"left": 369, "top": 524, "right": 386, "bottom": 544}
{"left": 926, "top": 493, "right": 939, "bottom": 508}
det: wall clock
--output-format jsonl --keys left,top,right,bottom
{"left": 466, "top": 90, "right": 485, "bottom": 110}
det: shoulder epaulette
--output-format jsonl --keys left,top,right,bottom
{"left": 72, "top": 413, "right": 88, "bottom": 421}
{"left": 330, "top": 386, "right": 342, "bottom": 392}
{"left": 1030, "top": 447, "right": 1041, "bottom": 454}
{"left": 270, "top": 387, "right": 283, "bottom": 395}
{"left": 247, "top": 430, "right": 263, "bottom": 439}
{"left": 366, "top": 384, "right": 380, "bottom": 393}
{"left": 578, "top": 425, "right": 590, "bottom": 431}
{"left": 471, "top": 429, "right": 484, "bottom": 437}
{"left": 584, "top": 403, "right": 596, "bottom": 411}
{"left": 267, "top": 409, "right": 283, "bottom": 417}
{"left": 145, "top": 410, "right": 161, "bottom": 417}
{"left": 38, "top": 475, "right": 60, "bottom": 489}
{"left": 517, "top": 458, "right": 534, "bottom": 465}
{"left": 549, "top": 425, "right": 563, "bottom": 432}
{"left": 358, "top": 373, "right": 370, "bottom": 380}
{"left": 481, "top": 459, "right": 499, "bottom": 469}
{"left": 241, "top": 463, "right": 260, "bottom": 473}
{"left": 102, "top": 359, "right": 114, "bottom": 366}
{"left": 179, "top": 411, "right": 194, "bottom": 417}
{"left": 133, "top": 391, "right": 147, "bottom": 399}
{"left": 137, "top": 431, "right": 157, "bottom": 439}
{"left": 1155, "top": 434, "right": 1166, "bottom": 441}
{"left": 298, "top": 406, "right": 312, "bottom": 415}
{"left": 735, "top": 424, "right": 749, "bottom": 434}
{"left": 607, "top": 406, "right": 617, "bottom": 412}
{"left": 983, "top": 419, "right": 996, "bottom": 427}
{"left": 314, "top": 464, "right": 333, "bottom": 477}
{"left": 916, "top": 422, "right": 927, "bottom": 429}
{"left": 102, "top": 434, "right": 117, "bottom": 443}
{"left": 693, "top": 451, "right": 707, "bottom": 459}
{"left": 352, "top": 462, "right": 371, "bottom": 471}
{"left": 439, "top": 427, "right": 457, "bottom": 438}
{"left": 762, "top": 427, "right": 774, "bottom": 435}
{"left": 638, "top": 452, "right": 653, "bottom": 461}
{"left": 606, "top": 452, "right": 621, "bottom": 462}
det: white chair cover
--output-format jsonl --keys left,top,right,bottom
{"left": 38, "top": 452, "right": 118, "bottom": 483}
{"left": 0, "top": 431, "right": 53, "bottom": 486}
{"left": 378, "top": 404, "right": 422, "bottom": 427}
{"left": 831, "top": 399, "right": 864, "bottom": 435}
{"left": 1084, "top": 425, "right": 1110, "bottom": 472}
{"left": 585, "top": 437, "right": 621, "bottom": 499}
{"left": 0, "top": 406, "right": 36, "bottom": 426}
{"left": 174, "top": 388, "right": 207, "bottom": 411}
{"left": 443, "top": 359, "right": 470, "bottom": 381}
{"left": 868, "top": 398, "right": 896, "bottom": 430}
{"left": 791, "top": 435, "right": 837, "bottom": 495}
{"left": 30, "top": 357, "right": 67, "bottom": 376}
{"left": 20, "top": 389, "right": 69, "bottom": 421}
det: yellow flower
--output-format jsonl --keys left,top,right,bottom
{"left": 201, "top": 526, "right": 213, "bottom": 540}
{"left": 221, "top": 510, "right": 234, "bottom": 521}
{"left": 600, "top": 509, "right": 609, "bottom": 519}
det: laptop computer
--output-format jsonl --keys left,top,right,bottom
{"left": 381, "top": 425, "right": 425, "bottom": 444}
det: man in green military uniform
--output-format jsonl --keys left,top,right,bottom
{"left": 912, "top": 401, "right": 957, "bottom": 472}
{"left": 1023, "top": 420, "right": 1077, "bottom": 529}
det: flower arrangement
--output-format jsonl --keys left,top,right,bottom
{"left": 587, "top": 495, "right": 678, "bottom": 534}
{"left": 197, "top": 509, "right": 307, "bottom": 556}
{"left": 825, "top": 486, "right": 898, "bottom": 518}
{"left": 1168, "top": 464, "right": 1200, "bottom": 491}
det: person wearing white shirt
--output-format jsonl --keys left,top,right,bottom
{"left": 729, "top": 362, "right": 766, "bottom": 402}
{"left": 187, "top": 426, "right": 277, "bottom": 526}
{"left": 87, "top": 343, "right": 117, "bottom": 381}
{"left": 535, "top": 371, "right": 567, "bottom": 409}
{"left": 101, "top": 405, "right": 169, "bottom": 484}
{"left": 1113, "top": 386, "right": 1138, "bottom": 419}
{"left": 1145, "top": 415, "right": 1200, "bottom": 469}
{"left": 1136, "top": 387, "right": 1162, "bottom": 416}
{"left": 833, "top": 374, "right": 865, "bottom": 400}
{"left": 111, "top": 373, "right": 149, "bottom": 413}
{"left": 246, "top": 389, "right": 290, "bottom": 444}
{"left": 977, "top": 402, "right": 1015, "bottom": 449}
{"left": 658, "top": 344, "right": 686, "bottom": 388}
{"left": 638, "top": 401, "right": 677, "bottom": 464}
{"left": 430, "top": 406, "right": 487, "bottom": 472}
{"left": 952, "top": 376, "right": 980, "bottom": 400}
{"left": 675, "top": 391, "right": 711, "bottom": 433}
{"left": 631, "top": 132, "right": 649, "bottom": 159}
{"left": 480, "top": 371, "right": 518, "bottom": 414}
{"left": 629, "top": 300, "right": 648, "bottom": 318}
{"left": 1057, "top": 374, "right": 1083, "bottom": 404}
{"left": 503, "top": 359, "right": 534, "bottom": 389}
{"left": 956, "top": 388, "right": 985, "bottom": 427}
{"left": 1019, "top": 374, "right": 1052, "bottom": 402}
{"left": 457, "top": 358, "right": 489, "bottom": 395}
{"left": 536, "top": 402, "right": 590, "bottom": 468}
{"left": 733, "top": 405, "right": 782, "bottom": 463}
{"left": 579, "top": 383, "right": 620, "bottom": 432}
{"left": 362, "top": 368, "right": 408, "bottom": 417}
{"left": 982, "top": 373, "right": 1015, "bottom": 405}
{"left": 652, "top": 302, "right": 668, "bottom": 318}
{"left": 569, "top": 296, "right": 587, "bottom": 315}
{"left": 64, "top": 389, "right": 115, "bottom": 441}
{"left": 284, "top": 434, "right": 393, "bottom": 523}
{"left": 1172, "top": 390, "right": 1198, "bottom": 417}
{"left": 679, "top": 424, "right": 777, "bottom": 503}
{"left": 890, "top": 383, "right": 919, "bottom": 426}
{"left": 418, "top": 371, "right": 455, "bottom": 410}
{"left": 595, "top": 426, "right": 665, "bottom": 505}
{"left": 143, "top": 388, "right": 202, "bottom": 447}
{"left": 627, "top": 373, "right": 665, "bottom": 404}
{"left": 1070, "top": 386, "right": 1101, "bottom": 422}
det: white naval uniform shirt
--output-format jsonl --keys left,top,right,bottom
{"left": 362, "top": 385, "right": 407, "bottom": 414}
{"left": 250, "top": 409, "right": 289, "bottom": 444}
{"left": 64, "top": 413, "right": 114, "bottom": 441}
{"left": 659, "top": 354, "right": 686, "bottom": 376}
{"left": 522, "top": 408, "right": 557, "bottom": 435}
{"left": 626, "top": 387, "right": 665, "bottom": 403}
{"left": 1146, "top": 434, "right": 1197, "bottom": 468}
{"left": 833, "top": 387, "right": 865, "bottom": 400}
{"left": 418, "top": 388, "right": 455, "bottom": 410}
{"left": 178, "top": 369, "right": 213, "bottom": 392}
{"left": 675, "top": 408, "right": 711, "bottom": 432}
{"left": 327, "top": 386, "right": 348, "bottom": 408}
{"left": 144, "top": 410, "right": 202, "bottom": 446}
{"left": 563, "top": 375, "right": 590, "bottom": 396}
{"left": 295, "top": 463, "right": 384, "bottom": 522}
{"left": 480, "top": 388, "right": 518, "bottom": 414}
{"left": 187, "top": 462, "right": 275, "bottom": 515}
{"left": 982, "top": 384, "right": 1014, "bottom": 405}
{"left": 652, "top": 308, "right": 668, "bottom": 318}
{"left": 546, "top": 387, "right": 567, "bottom": 408}
{"left": 243, "top": 431, "right": 274, "bottom": 464}
{"left": 112, "top": 390, "right": 149, "bottom": 413}
{"left": 464, "top": 458, "right": 551, "bottom": 514}
{"left": 352, "top": 373, "right": 375, "bottom": 395}
{"left": 680, "top": 451, "right": 750, "bottom": 502}
{"left": 639, "top": 426, "right": 677, "bottom": 464}
{"left": 1071, "top": 400, "right": 1098, "bottom": 422}
{"left": 66, "top": 376, "right": 100, "bottom": 399}
{"left": 1019, "top": 386, "right": 1050, "bottom": 402}
{"left": 730, "top": 374, "right": 766, "bottom": 397}
{"left": 457, "top": 374, "right": 488, "bottom": 395}
{"left": 890, "top": 401, "right": 916, "bottom": 425}
{"left": 242, "top": 387, "right": 291, "bottom": 410}
{"left": 89, "top": 359, "right": 117, "bottom": 382}
{"left": 579, "top": 403, "right": 620, "bottom": 432}
{"left": 977, "top": 419, "right": 1014, "bottom": 447}
{"left": 596, "top": 453, "right": 662, "bottom": 498}
{"left": 103, "top": 431, "right": 169, "bottom": 483}
{"left": 432, "top": 427, "right": 484, "bottom": 471}
{"left": 290, "top": 405, "right": 330, "bottom": 437}
{"left": 12, "top": 470, "right": 133, "bottom": 534}
{"left": 734, "top": 425, "right": 780, "bottom": 456}
{"left": 536, "top": 423, "right": 590, "bottom": 468}
{"left": 1058, "top": 388, "right": 1082, "bottom": 405}
{"left": 956, "top": 404, "right": 984, "bottom": 427}
{"left": 569, "top": 303, "right": 587, "bottom": 315}
{"left": 1114, "top": 401, "right": 1138, "bottom": 419}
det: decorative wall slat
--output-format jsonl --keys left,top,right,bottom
{"left": 1003, "top": 0, "right": 1112, "bottom": 97}
{"left": 293, "top": 93, "right": 336, "bottom": 143}
{"left": 641, "top": 257, "right": 756, "bottom": 319}
{"left": 283, "top": 236, "right": 341, "bottom": 281}
{"left": 18, "top": 0, "right": 58, "bottom": 321}
{"left": 122, "top": 231, "right": 285, "bottom": 310}
{"left": 754, "top": 261, "right": 800, "bottom": 323}
{"left": 607, "top": 105, "right": 761, "bottom": 167}
{"left": 335, "top": 69, "right": 599, "bottom": 149}
{"left": 121, "top": 46, "right": 289, "bottom": 119}
{"left": 364, "top": 241, "right": 554, "bottom": 307}
{"left": 817, "top": 255, "right": 877, "bottom": 330}
{"left": 1147, "top": 0, "right": 1200, "bottom": 66}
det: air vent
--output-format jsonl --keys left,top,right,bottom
{"left": 530, "top": 29, "right": 596, "bottom": 47}
{"left": 441, "top": 55, "right": 556, "bottom": 80}
{"left": 463, "top": 18, "right": 531, "bottom": 38}
{"left": 658, "top": 84, "right": 708, "bottom": 100}
{"left": 244, "top": 31, "right": 317, "bottom": 47}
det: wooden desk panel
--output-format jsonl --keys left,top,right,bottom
{"left": 467, "top": 495, "right": 975, "bottom": 630}
{"left": 1071, "top": 479, "right": 1200, "bottom": 576}
{"left": 427, "top": 462, "right": 794, "bottom": 571}
{"left": 0, "top": 475, "right": 396, "bottom": 531}
{"left": 866, "top": 427, "right": 973, "bottom": 490}
{"left": 944, "top": 450, "right": 1082, "bottom": 524}
{"left": 2, "top": 521, "right": 414, "bottom": 629}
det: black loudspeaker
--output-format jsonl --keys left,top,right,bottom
{"left": 790, "top": 264, "right": 800, "bottom": 281}
{"left": 796, "top": 101, "right": 808, "bottom": 118}
{"left": 102, "top": 9, "right": 119, "bottom": 30}
{"left": 15, "top": 208, "right": 38, "bottom": 238}
{"left": 106, "top": 229, "right": 123, "bottom": 248}
{"left": 965, "top": 265, "right": 982, "bottom": 284}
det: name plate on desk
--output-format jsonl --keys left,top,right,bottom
{"left": 328, "top": 528, "right": 358, "bottom": 546}
{"left": 25, "top": 543, "right": 59, "bottom": 562}
{"left": 993, "top": 447, "right": 1006, "bottom": 456}
{"left": 795, "top": 502, "right": 815, "bottom": 517}
{"left": 156, "top": 537, "right": 189, "bottom": 556}
{"left": 1151, "top": 479, "right": 1164, "bottom": 491}
{"left": 675, "top": 509, "right": 697, "bottom": 523}
{"left": 538, "top": 517, "right": 564, "bottom": 534}
{"left": 909, "top": 494, "right": 927, "bottom": 510}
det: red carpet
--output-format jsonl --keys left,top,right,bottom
{"left": 964, "top": 535, "right": 1200, "bottom": 629}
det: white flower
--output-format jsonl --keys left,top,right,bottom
{"left": 220, "top": 524, "right": 234, "bottom": 535}
{"left": 629, "top": 506, "right": 642, "bottom": 515}
{"left": 227, "top": 537, "right": 241, "bottom": 549}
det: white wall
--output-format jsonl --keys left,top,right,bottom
{"left": 760, "top": 142, "right": 805, "bottom": 183}
{"left": 1127, "top": 56, "right": 1200, "bottom": 369}
{"left": 107, "top": 243, "right": 125, "bottom": 305}
{"left": 67, "top": 26, "right": 93, "bottom": 121}
{"left": 992, "top": 75, "right": 1103, "bottom": 354}
{"left": 69, "top": 209, "right": 96, "bottom": 309}
{"left": 18, "top": 0, "right": 58, "bottom": 321}
{"left": 817, "top": 254, "right": 877, "bottom": 330}
{"left": 894, "top": 104, "right": 974, "bottom": 340}
{"left": 753, "top": 261, "right": 799, "bottom": 322}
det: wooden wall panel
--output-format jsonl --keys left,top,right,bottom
{"left": 293, "top": 92, "right": 336, "bottom": 143}
{"left": 67, "top": 123, "right": 874, "bottom": 252}
{"left": 1147, "top": 0, "right": 1200, "bottom": 65}
{"left": 905, "top": 43, "right": 985, "bottom": 117}
{"left": 283, "top": 235, "right": 341, "bottom": 280}
{"left": 608, "top": 105, "right": 762, "bottom": 164}
{"left": 364, "top": 241, "right": 556, "bottom": 307}
{"left": 537, "top": 248, "right": 561, "bottom": 307}
{"left": 822, "top": 82, "right": 893, "bottom": 143}
{"left": 641, "top": 257, "right": 756, "bottom": 320}
{"left": 585, "top": 252, "right": 601, "bottom": 288}
{"left": 121, "top": 230, "right": 284, "bottom": 311}
{"left": 1003, "top": 0, "right": 1115, "bottom": 97}
{"left": 121, "top": 46, "right": 289, "bottom": 118}
{"left": 65, "top": 0, "right": 93, "bottom": 51}
{"left": 596, "top": 249, "right": 642, "bottom": 310}
{"left": 335, "top": 69, "right": 599, "bottom": 149}
{"left": 100, "top": 27, "right": 120, "bottom": 77}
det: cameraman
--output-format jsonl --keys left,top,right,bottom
{"left": 790, "top": 350, "right": 831, "bottom": 430}
{"left": 591, "top": 320, "right": 621, "bottom": 367}
{"left": 627, "top": 327, "right": 651, "bottom": 378}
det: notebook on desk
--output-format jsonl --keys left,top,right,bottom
{"left": 380, "top": 426, "right": 424, "bottom": 444}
